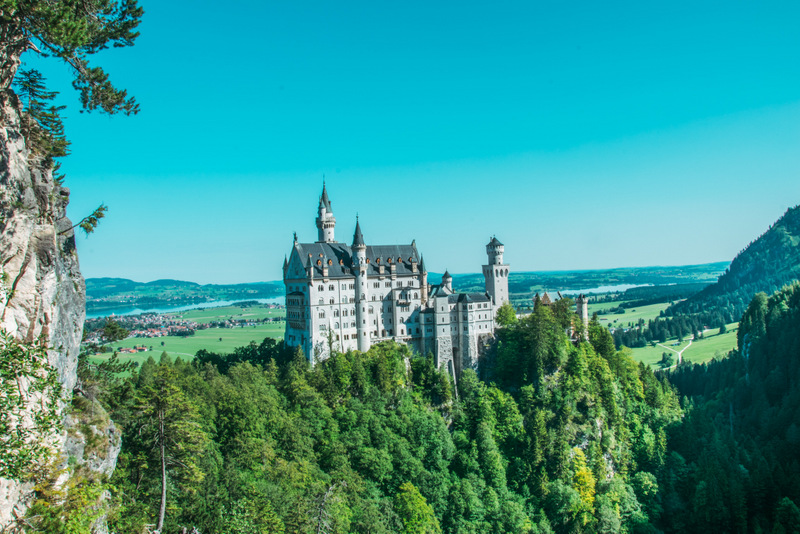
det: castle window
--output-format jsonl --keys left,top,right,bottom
{"left": 342, "top": 297, "right": 347, "bottom": 303}
{"left": 396, "top": 281, "right": 402, "bottom": 287}
{"left": 351, "top": 321, "right": 355, "bottom": 327}
{"left": 373, "top": 282, "right": 380, "bottom": 288}
{"left": 414, "top": 292, "right": 418, "bottom": 299}
{"left": 369, "top": 306, "right": 374, "bottom": 314}
{"left": 382, "top": 329, "right": 386, "bottom": 336}
{"left": 349, "top": 284, "right": 354, "bottom": 289}
{"left": 328, "top": 259, "right": 333, "bottom": 266}
{"left": 339, "top": 259, "right": 343, "bottom": 265}
{"left": 334, "top": 310, "right": 339, "bottom": 317}
{"left": 343, "top": 310, "right": 348, "bottom": 317}
{"left": 330, "top": 298, "right": 334, "bottom": 304}
{"left": 400, "top": 328, "right": 404, "bottom": 335}
{"left": 371, "top": 295, "right": 376, "bottom": 301}
{"left": 317, "top": 259, "right": 322, "bottom": 266}
{"left": 319, "top": 324, "right": 327, "bottom": 331}
{"left": 349, "top": 298, "right": 355, "bottom": 303}
{"left": 318, "top": 298, "right": 324, "bottom": 305}
{"left": 385, "top": 282, "right": 391, "bottom": 287}
{"left": 319, "top": 311, "right": 325, "bottom": 318}
{"left": 376, "top": 258, "right": 381, "bottom": 264}
{"left": 329, "top": 284, "right": 334, "bottom": 291}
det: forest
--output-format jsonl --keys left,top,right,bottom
{"left": 37, "top": 299, "right": 682, "bottom": 534}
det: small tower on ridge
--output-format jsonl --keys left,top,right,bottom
{"left": 575, "top": 294, "right": 589, "bottom": 329}
{"left": 316, "top": 182, "right": 336, "bottom": 243}
{"left": 483, "top": 236, "right": 509, "bottom": 310}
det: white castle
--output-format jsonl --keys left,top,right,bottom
{"left": 283, "top": 184, "right": 511, "bottom": 377}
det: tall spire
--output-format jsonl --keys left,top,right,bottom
{"left": 319, "top": 179, "right": 332, "bottom": 211}
{"left": 352, "top": 215, "right": 365, "bottom": 247}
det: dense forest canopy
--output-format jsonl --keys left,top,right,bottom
{"left": 64, "top": 301, "right": 684, "bottom": 533}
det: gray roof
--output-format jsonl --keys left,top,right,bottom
{"left": 488, "top": 236, "right": 503, "bottom": 247}
{"left": 288, "top": 241, "right": 421, "bottom": 279}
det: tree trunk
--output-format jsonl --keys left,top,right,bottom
{"left": 157, "top": 410, "right": 166, "bottom": 532}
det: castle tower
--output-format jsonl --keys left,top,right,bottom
{"left": 352, "top": 218, "right": 370, "bottom": 352}
{"left": 576, "top": 294, "right": 589, "bottom": 330}
{"left": 483, "top": 236, "right": 509, "bottom": 309}
{"left": 316, "top": 182, "right": 336, "bottom": 242}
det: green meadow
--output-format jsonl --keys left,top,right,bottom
{"left": 90, "top": 304, "right": 285, "bottom": 368}
{"left": 171, "top": 304, "right": 285, "bottom": 324}
{"left": 589, "top": 301, "right": 672, "bottom": 328}
{"left": 629, "top": 322, "right": 739, "bottom": 368}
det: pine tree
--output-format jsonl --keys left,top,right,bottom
{"left": 133, "top": 362, "right": 208, "bottom": 532}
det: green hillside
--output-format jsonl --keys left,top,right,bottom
{"left": 86, "top": 277, "right": 283, "bottom": 313}
{"left": 668, "top": 205, "right": 800, "bottom": 321}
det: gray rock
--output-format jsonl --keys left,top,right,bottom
{"left": 0, "top": 89, "right": 116, "bottom": 532}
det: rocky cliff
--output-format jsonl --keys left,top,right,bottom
{"left": 0, "top": 89, "right": 112, "bottom": 529}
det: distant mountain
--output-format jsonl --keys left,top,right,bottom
{"left": 85, "top": 277, "right": 283, "bottom": 313}
{"left": 668, "top": 205, "right": 800, "bottom": 320}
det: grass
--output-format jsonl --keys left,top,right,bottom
{"left": 589, "top": 301, "right": 673, "bottom": 328}
{"left": 629, "top": 322, "right": 739, "bottom": 369}
{"left": 169, "top": 304, "right": 284, "bottom": 324}
{"left": 90, "top": 305, "right": 286, "bottom": 369}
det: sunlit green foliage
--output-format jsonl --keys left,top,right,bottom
{"left": 78, "top": 300, "right": 683, "bottom": 533}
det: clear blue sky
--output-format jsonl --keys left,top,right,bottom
{"left": 26, "top": 1, "right": 800, "bottom": 284}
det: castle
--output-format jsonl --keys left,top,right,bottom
{"left": 283, "top": 184, "right": 511, "bottom": 377}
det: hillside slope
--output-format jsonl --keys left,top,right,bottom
{"left": 667, "top": 205, "right": 800, "bottom": 320}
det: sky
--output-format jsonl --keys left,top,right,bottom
{"left": 24, "top": 1, "right": 800, "bottom": 284}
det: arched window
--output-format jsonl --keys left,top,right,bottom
{"left": 328, "top": 284, "right": 334, "bottom": 291}
{"left": 318, "top": 298, "right": 324, "bottom": 305}
{"left": 318, "top": 285, "right": 324, "bottom": 291}
{"left": 329, "top": 298, "right": 334, "bottom": 304}
{"left": 335, "top": 322, "right": 339, "bottom": 329}
{"left": 343, "top": 310, "right": 348, "bottom": 317}
{"left": 414, "top": 292, "right": 418, "bottom": 299}
{"left": 369, "top": 306, "right": 374, "bottom": 314}
{"left": 334, "top": 310, "right": 339, "bottom": 317}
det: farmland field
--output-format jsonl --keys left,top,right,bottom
{"left": 89, "top": 304, "right": 285, "bottom": 367}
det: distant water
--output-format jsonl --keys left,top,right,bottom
{"left": 559, "top": 284, "right": 652, "bottom": 296}
{"left": 86, "top": 297, "right": 284, "bottom": 319}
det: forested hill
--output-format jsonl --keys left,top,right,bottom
{"left": 666, "top": 205, "right": 800, "bottom": 321}
{"left": 662, "top": 282, "right": 800, "bottom": 532}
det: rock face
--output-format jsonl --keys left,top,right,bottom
{"left": 0, "top": 89, "right": 100, "bottom": 528}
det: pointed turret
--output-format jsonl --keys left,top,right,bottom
{"left": 351, "top": 217, "right": 369, "bottom": 351}
{"left": 320, "top": 181, "right": 332, "bottom": 211}
{"left": 352, "top": 217, "right": 366, "bottom": 248}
